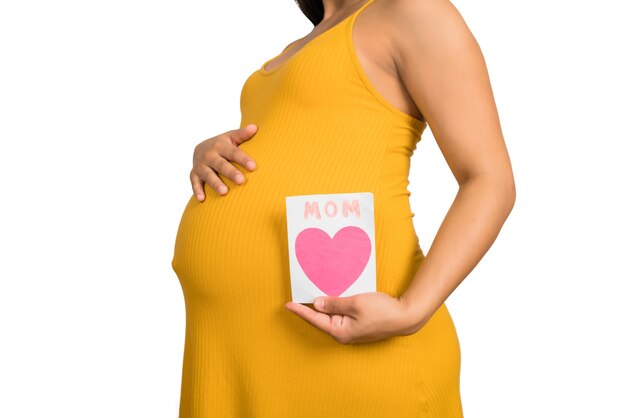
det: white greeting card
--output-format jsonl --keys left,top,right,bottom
{"left": 285, "top": 192, "right": 377, "bottom": 303}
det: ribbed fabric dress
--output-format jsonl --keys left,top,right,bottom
{"left": 171, "top": 0, "right": 463, "bottom": 416}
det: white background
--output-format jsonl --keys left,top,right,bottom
{"left": 1, "top": 0, "right": 624, "bottom": 417}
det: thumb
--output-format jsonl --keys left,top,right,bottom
{"left": 228, "top": 123, "right": 258, "bottom": 145}
{"left": 314, "top": 296, "right": 357, "bottom": 317}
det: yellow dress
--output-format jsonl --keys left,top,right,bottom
{"left": 171, "top": 0, "right": 463, "bottom": 416}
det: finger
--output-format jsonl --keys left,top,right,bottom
{"left": 223, "top": 145, "right": 257, "bottom": 172}
{"left": 227, "top": 124, "right": 258, "bottom": 146}
{"left": 314, "top": 296, "right": 358, "bottom": 318}
{"left": 190, "top": 165, "right": 228, "bottom": 195}
{"left": 284, "top": 302, "right": 334, "bottom": 335}
{"left": 331, "top": 314, "right": 344, "bottom": 328}
{"left": 190, "top": 170, "right": 206, "bottom": 201}
{"left": 198, "top": 165, "right": 228, "bottom": 196}
{"left": 211, "top": 155, "right": 247, "bottom": 186}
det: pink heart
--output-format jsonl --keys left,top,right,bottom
{"left": 295, "top": 226, "right": 372, "bottom": 296}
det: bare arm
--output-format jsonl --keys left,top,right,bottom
{"left": 284, "top": 0, "right": 516, "bottom": 344}
{"left": 390, "top": 0, "right": 516, "bottom": 328}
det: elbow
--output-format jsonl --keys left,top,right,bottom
{"left": 507, "top": 180, "right": 516, "bottom": 212}
{"left": 502, "top": 174, "right": 516, "bottom": 213}
{"left": 461, "top": 171, "right": 516, "bottom": 212}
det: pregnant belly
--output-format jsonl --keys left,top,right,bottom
{"left": 171, "top": 133, "right": 424, "bottom": 306}
{"left": 171, "top": 181, "right": 291, "bottom": 307}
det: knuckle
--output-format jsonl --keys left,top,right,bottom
{"left": 224, "top": 163, "right": 236, "bottom": 176}
{"left": 199, "top": 144, "right": 212, "bottom": 159}
{"left": 206, "top": 173, "right": 218, "bottom": 187}
{"left": 191, "top": 171, "right": 202, "bottom": 184}
{"left": 230, "top": 149, "right": 243, "bottom": 164}
{"left": 207, "top": 137, "right": 220, "bottom": 148}
{"left": 201, "top": 167, "right": 213, "bottom": 183}
{"left": 211, "top": 137, "right": 229, "bottom": 152}
{"left": 228, "top": 148, "right": 243, "bottom": 162}
{"left": 204, "top": 154, "right": 216, "bottom": 169}
{"left": 215, "top": 158, "right": 227, "bottom": 171}
{"left": 216, "top": 135, "right": 230, "bottom": 147}
{"left": 350, "top": 300, "right": 360, "bottom": 315}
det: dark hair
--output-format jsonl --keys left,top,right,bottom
{"left": 294, "top": 0, "right": 324, "bottom": 26}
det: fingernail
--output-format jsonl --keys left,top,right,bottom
{"left": 314, "top": 298, "right": 324, "bottom": 309}
{"left": 247, "top": 161, "right": 256, "bottom": 170}
{"left": 235, "top": 174, "right": 244, "bottom": 183}
{"left": 219, "top": 186, "right": 227, "bottom": 194}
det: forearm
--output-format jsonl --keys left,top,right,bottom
{"left": 400, "top": 174, "right": 516, "bottom": 333}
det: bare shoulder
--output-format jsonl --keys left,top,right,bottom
{"left": 383, "top": 0, "right": 479, "bottom": 64}
{"left": 281, "top": 38, "right": 303, "bottom": 52}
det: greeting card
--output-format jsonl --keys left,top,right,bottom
{"left": 285, "top": 192, "right": 377, "bottom": 303}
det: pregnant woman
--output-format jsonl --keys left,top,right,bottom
{"left": 171, "top": 0, "right": 515, "bottom": 416}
